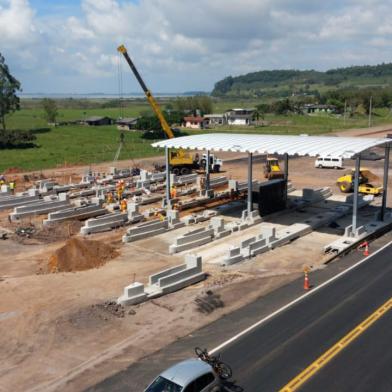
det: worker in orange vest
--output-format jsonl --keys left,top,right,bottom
{"left": 120, "top": 198, "right": 127, "bottom": 212}
{"left": 170, "top": 186, "right": 177, "bottom": 198}
{"left": 106, "top": 191, "right": 114, "bottom": 204}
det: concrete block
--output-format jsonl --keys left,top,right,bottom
{"left": 223, "top": 247, "right": 245, "bottom": 265}
{"left": 117, "top": 282, "right": 148, "bottom": 306}
{"left": 210, "top": 217, "right": 224, "bottom": 231}
{"left": 43, "top": 204, "right": 107, "bottom": 225}
{"left": 0, "top": 194, "right": 41, "bottom": 211}
{"left": 149, "top": 264, "right": 187, "bottom": 285}
{"left": 260, "top": 226, "right": 277, "bottom": 244}
{"left": 119, "top": 254, "right": 206, "bottom": 303}
{"left": 240, "top": 236, "right": 256, "bottom": 249}
{"left": 175, "top": 173, "right": 198, "bottom": 185}
{"left": 80, "top": 212, "right": 128, "bottom": 234}
{"left": 228, "top": 179, "right": 238, "bottom": 192}
{"left": 10, "top": 199, "right": 71, "bottom": 221}
{"left": 169, "top": 228, "right": 213, "bottom": 254}
{"left": 249, "top": 238, "right": 269, "bottom": 257}
{"left": 151, "top": 172, "right": 166, "bottom": 182}
{"left": 1, "top": 185, "right": 10, "bottom": 194}
{"left": 122, "top": 219, "right": 169, "bottom": 242}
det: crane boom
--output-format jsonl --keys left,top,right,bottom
{"left": 117, "top": 45, "right": 174, "bottom": 139}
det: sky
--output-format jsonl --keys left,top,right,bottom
{"left": 1, "top": 0, "right": 392, "bottom": 94}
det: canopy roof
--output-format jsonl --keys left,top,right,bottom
{"left": 152, "top": 133, "right": 391, "bottom": 158}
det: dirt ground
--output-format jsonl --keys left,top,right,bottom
{"left": 1, "top": 124, "right": 392, "bottom": 392}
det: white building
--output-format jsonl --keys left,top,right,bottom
{"left": 225, "top": 108, "right": 255, "bottom": 126}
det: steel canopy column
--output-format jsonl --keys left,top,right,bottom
{"left": 205, "top": 150, "right": 210, "bottom": 195}
{"left": 247, "top": 152, "right": 253, "bottom": 214}
{"left": 284, "top": 153, "right": 289, "bottom": 203}
{"left": 165, "top": 146, "right": 170, "bottom": 207}
{"left": 352, "top": 155, "right": 361, "bottom": 233}
{"left": 380, "top": 145, "right": 390, "bottom": 221}
{"left": 284, "top": 153, "right": 289, "bottom": 181}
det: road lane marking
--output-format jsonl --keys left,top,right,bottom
{"left": 209, "top": 239, "right": 392, "bottom": 355}
{"left": 279, "top": 297, "right": 392, "bottom": 391}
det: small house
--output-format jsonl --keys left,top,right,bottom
{"left": 116, "top": 117, "right": 139, "bottom": 131}
{"left": 203, "top": 114, "right": 225, "bottom": 127}
{"left": 183, "top": 116, "right": 205, "bottom": 129}
{"left": 302, "top": 104, "right": 337, "bottom": 115}
{"left": 82, "top": 116, "right": 113, "bottom": 126}
{"left": 225, "top": 108, "right": 255, "bottom": 126}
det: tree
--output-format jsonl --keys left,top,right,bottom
{"left": 42, "top": 98, "right": 59, "bottom": 123}
{"left": 0, "top": 52, "right": 21, "bottom": 132}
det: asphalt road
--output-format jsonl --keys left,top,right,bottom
{"left": 220, "top": 241, "right": 392, "bottom": 391}
{"left": 87, "top": 234, "right": 392, "bottom": 392}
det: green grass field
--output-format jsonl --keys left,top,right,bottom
{"left": 1, "top": 104, "right": 391, "bottom": 172}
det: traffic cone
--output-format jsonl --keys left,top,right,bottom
{"left": 304, "top": 271, "right": 310, "bottom": 291}
{"left": 363, "top": 242, "right": 369, "bottom": 257}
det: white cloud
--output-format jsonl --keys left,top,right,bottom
{"left": 0, "top": 0, "right": 36, "bottom": 45}
{"left": 2, "top": 0, "right": 392, "bottom": 93}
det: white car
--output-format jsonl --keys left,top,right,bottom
{"left": 315, "top": 156, "right": 344, "bottom": 169}
{"left": 144, "top": 358, "right": 221, "bottom": 392}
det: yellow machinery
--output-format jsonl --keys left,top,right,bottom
{"left": 263, "top": 157, "right": 284, "bottom": 180}
{"left": 117, "top": 45, "right": 196, "bottom": 175}
{"left": 337, "top": 168, "right": 383, "bottom": 195}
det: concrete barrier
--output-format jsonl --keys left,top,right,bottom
{"left": 127, "top": 202, "right": 144, "bottom": 223}
{"left": 169, "top": 227, "right": 214, "bottom": 254}
{"left": 174, "top": 173, "right": 198, "bottom": 186}
{"left": 122, "top": 219, "right": 169, "bottom": 242}
{"left": 117, "top": 282, "right": 148, "bottom": 306}
{"left": 0, "top": 193, "right": 41, "bottom": 211}
{"left": 80, "top": 212, "right": 128, "bottom": 234}
{"left": 9, "top": 199, "right": 71, "bottom": 221}
{"left": 43, "top": 204, "right": 107, "bottom": 225}
{"left": 117, "top": 254, "right": 205, "bottom": 305}
{"left": 223, "top": 247, "right": 245, "bottom": 265}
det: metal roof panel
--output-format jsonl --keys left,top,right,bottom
{"left": 152, "top": 133, "right": 391, "bottom": 158}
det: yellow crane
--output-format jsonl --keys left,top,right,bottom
{"left": 117, "top": 44, "right": 198, "bottom": 175}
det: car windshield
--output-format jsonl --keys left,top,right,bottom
{"left": 145, "top": 376, "right": 183, "bottom": 392}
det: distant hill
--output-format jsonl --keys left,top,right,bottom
{"left": 211, "top": 63, "right": 392, "bottom": 98}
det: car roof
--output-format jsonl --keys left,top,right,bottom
{"left": 160, "top": 358, "right": 213, "bottom": 387}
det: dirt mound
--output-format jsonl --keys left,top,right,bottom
{"left": 47, "top": 238, "right": 119, "bottom": 273}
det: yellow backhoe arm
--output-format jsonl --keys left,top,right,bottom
{"left": 117, "top": 44, "right": 174, "bottom": 139}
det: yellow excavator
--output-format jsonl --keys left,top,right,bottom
{"left": 117, "top": 45, "right": 222, "bottom": 175}
{"left": 336, "top": 168, "right": 383, "bottom": 195}
{"left": 263, "top": 157, "right": 284, "bottom": 180}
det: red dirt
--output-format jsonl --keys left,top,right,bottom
{"left": 3, "top": 167, "right": 23, "bottom": 174}
{"left": 47, "top": 238, "right": 119, "bottom": 273}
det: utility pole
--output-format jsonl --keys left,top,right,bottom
{"left": 368, "top": 96, "right": 372, "bottom": 128}
{"left": 343, "top": 99, "right": 347, "bottom": 125}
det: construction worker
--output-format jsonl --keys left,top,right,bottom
{"left": 9, "top": 180, "right": 15, "bottom": 194}
{"left": 106, "top": 191, "right": 114, "bottom": 204}
{"left": 170, "top": 186, "right": 177, "bottom": 199}
{"left": 120, "top": 198, "right": 127, "bottom": 212}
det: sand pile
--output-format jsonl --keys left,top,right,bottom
{"left": 47, "top": 238, "right": 119, "bottom": 273}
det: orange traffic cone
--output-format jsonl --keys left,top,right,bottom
{"left": 363, "top": 242, "right": 369, "bottom": 257}
{"left": 304, "top": 271, "right": 310, "bottom": 291}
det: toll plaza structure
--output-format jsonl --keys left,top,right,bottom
{"left": 152, "top": 133, "right": 392, "bottom": 233}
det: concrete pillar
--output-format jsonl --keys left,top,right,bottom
{"left": 205, "top": 149, "right": 210, "bottom": 194}
{"left": 380, "top": 144, "right": 390, "bottom": 221}
{"left": 247, "top": 152, "right": 253, "bottom": 214}
{"left": 165, "top": 147, "right": 171, "bottom": 207}
{"left": 352, "top": 155, "right": 361, "bottom": 232}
